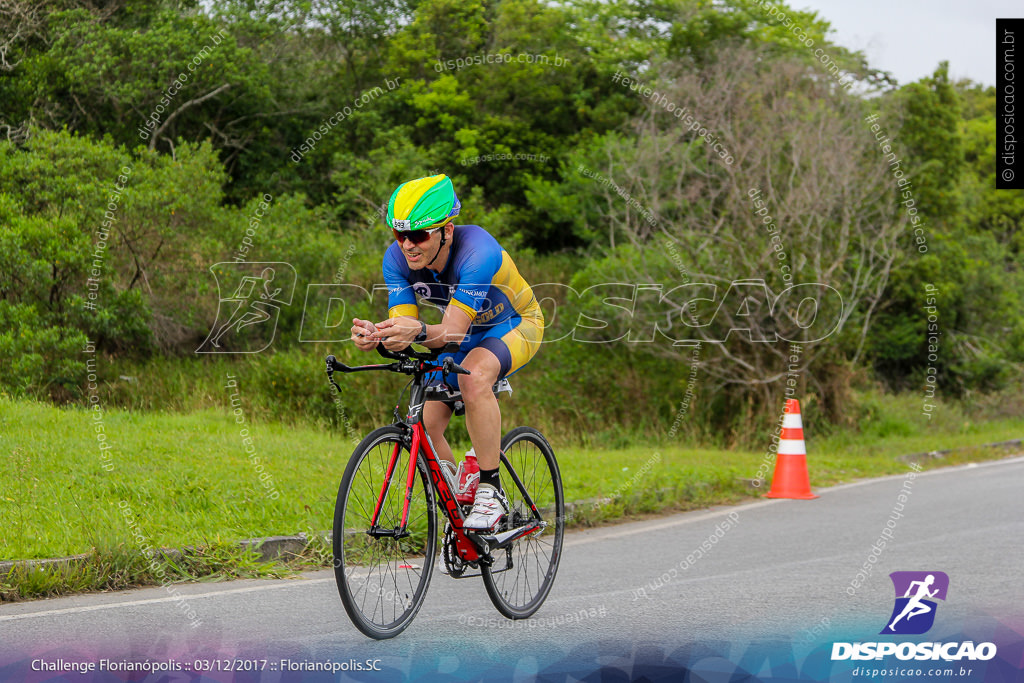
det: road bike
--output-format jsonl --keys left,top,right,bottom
{"left": 325, "top": 344, "right": 564, "bottom": 639}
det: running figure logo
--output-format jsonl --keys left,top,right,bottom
{"left": 881, "top": 571, "right": 949, "bottom": 635}
{"left": 197, "top": 262, "right": 295, "bottom": 353}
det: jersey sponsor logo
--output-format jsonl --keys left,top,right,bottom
{"left": 476, "top": 302, "right": 505, "bottom": 324}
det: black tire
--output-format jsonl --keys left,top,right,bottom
{"left": 481, "top": 426, "right": 564, "bottom": 619}
{"left": 333, "top": 426, "right": 437, "bottom": 639}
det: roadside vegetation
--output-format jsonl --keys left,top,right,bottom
{"left": 3, "top": 391, "right": 1021, "bottom": 600}
{"left": 1, "top": 0, "right": 1020, "bottom": 600}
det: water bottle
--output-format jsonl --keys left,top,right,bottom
{"left": 455, "top": 448, "right": 480, "bottom": 504}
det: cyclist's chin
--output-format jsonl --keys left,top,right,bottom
{"left": 404, "top": 252, "right": 427, "bottom": 269}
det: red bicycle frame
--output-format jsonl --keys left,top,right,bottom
{"left": 327, "top": 347, "right": 543, "bottom": 563}
{"left": 368, "top": 413, "right": 482, "bottom": 562}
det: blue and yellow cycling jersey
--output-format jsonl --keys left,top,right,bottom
{"left": 384, "top": 224, "right": 541, "bottom": 328}
{"left": 383, "top": 224, "right": 544, "bottom": 380}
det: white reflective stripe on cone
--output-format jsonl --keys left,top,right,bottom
{"left": 782, "top": 413, "right": 803, "bottom": 429}
{"left": 778, "top": 440, "right": 806, "bottom": 455}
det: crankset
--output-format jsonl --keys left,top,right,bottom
{"left": 442, "top": 522, "right": 486, "bottom": 578}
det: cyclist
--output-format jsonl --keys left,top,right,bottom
{"left": 350, "top": 174, "right": 544, "bottom": 530}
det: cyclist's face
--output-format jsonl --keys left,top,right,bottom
{"left": 397, "top": 224, "right": 446, "bottom": 269}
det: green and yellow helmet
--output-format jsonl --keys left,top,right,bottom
{"left": 386, "top": 174, "right": 461, "bottom": 231}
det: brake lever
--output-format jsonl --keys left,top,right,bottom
{"left": 325, "top": 355, "right": 343, "bottom": 393}
{"left": 436, "top": 341, "right": 463, "bottom": 383}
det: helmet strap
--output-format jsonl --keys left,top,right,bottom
{"left": 426, "top": 225, "right": 449, "bottom": 268}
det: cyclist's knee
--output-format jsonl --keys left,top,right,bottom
{"left": 459, "top": 351, "right": 501, "bottom": 401}
{"left": 458, "top": 369, "right": 497, "bottom": 401}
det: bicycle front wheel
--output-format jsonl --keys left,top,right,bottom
{"left": 333, "top": 426, "right": 437, "bottom": 639}
{"left": 482, "top": 426, "right": 565, "bottom": 619}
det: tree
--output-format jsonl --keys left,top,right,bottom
{"left": 864, "top": 69, "right": 1023, "bottom": 392}
{"left": 562, "top": 45, "right": 904, "bottom": 426}
{"left": 890, "top": 62, "right": 964, "bottom": 224}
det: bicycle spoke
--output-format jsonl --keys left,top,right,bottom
{"left": 483, "top": 428, "right": 563, "bottom": 619}
{"left": 334, "top": 428, "right": 436, "bottom": 639}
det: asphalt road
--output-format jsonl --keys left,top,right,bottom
{"left": 2, "top": 455, "right": 1023, "bottom": 681}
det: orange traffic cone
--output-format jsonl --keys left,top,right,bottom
{"left": 766, "top": 399, "right": 818, "bottom": 499}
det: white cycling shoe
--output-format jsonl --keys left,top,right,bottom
{"left": 462, "top": 484, "right": 508, "bottom": 530}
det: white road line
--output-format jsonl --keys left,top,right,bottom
{"left": 4, "top": 454, "right": 1020, "bottom": 623}
{"left": 0, "top": 579, "right": 335, "bottom": 623}
{"left": 564, "top": 499, "right": 781, "bottom": 547}
{"left": 564, "top": 453, "right": 1024, "bottom": 547}
{"left": 815, "top": 452, "right": 1024, "bottom": 494}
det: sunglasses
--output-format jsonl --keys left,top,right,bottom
{"left": 392, "top": 225, "right": 442, "bottom": 245}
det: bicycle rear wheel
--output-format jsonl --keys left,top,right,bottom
{"left": 482, "top": 426, "right": 564, "bottom": 619}
{"left": 333, "top": 425, "right": 437, "bottom": 639}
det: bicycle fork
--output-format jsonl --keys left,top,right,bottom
{"left": 363, "top": 427, "right": 485, "bottom": 563}
{"left": 365, "top": 440, "right": 411, "bottom": 540}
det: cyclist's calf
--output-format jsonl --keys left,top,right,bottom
{"left": 423, "top": 401, "right": 455, "bottom": 464}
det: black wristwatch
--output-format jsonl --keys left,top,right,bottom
{"left": 413, "top": 320, "right": 427, "bottom": 343}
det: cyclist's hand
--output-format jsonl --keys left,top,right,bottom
{"left": 373, "top": 317, "right": 420, "bottom": 351}
{"left": 351, "top": 318, "right": 378, "bottom": 351}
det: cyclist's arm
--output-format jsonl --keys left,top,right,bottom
{"left": 412, "top": 246, "right": 499, "bottom": 347}
{"left": 373, "top": 306, "right": 470, "bottom": 349}
{"left": 417, "top": 236, "right": 500, "bottom": 348}
{"left": 421, "top": 305, "right": 471, "bottom": 348}
{"left": 375, "top": 255, "right": 471, "bottom": 348}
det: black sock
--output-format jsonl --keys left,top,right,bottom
{"left": 479, "top": 467, "right": 501, "bottom": 491}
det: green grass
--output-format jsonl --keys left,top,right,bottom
{"left": 0, "top": 396, "right": 352, "bottom": 560}
{"left": 2, "top": 393, "right": 1022, "bottom": 599}
{"left": 0, "top": 542, "right": 294, "bottom": 602}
